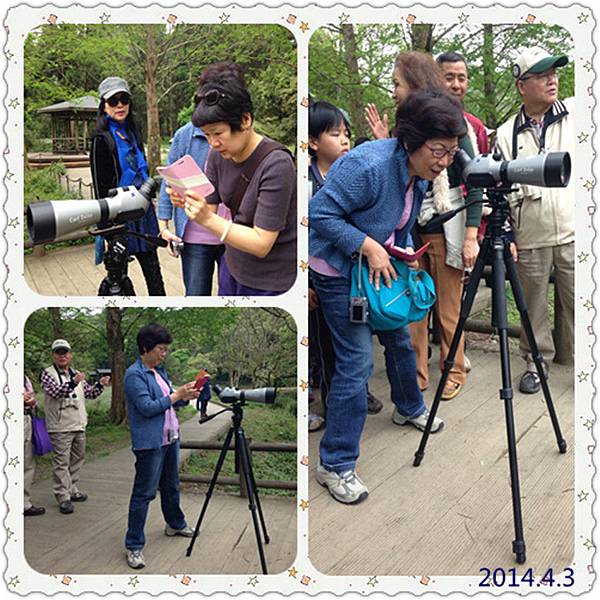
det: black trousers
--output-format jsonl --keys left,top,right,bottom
{"left": 134, "top": 249, "right": 166, "bottom": 296}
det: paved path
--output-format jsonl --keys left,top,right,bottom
{"left": 25, "top": 404, "right": 297, "bottom": 575}
{"left": 309, "top": 339, "right": 574, "bottom": 576}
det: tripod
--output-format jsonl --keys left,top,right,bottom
{"left": 413, "top": 188, "right": 567, "bottom": 564}
{"left": 93, "top": 225, "right": 166, "bottom": 296}
{"left": 186, "top": 401, "right": 270, "bottom": 574}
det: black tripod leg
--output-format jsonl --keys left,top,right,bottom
{"left": 243, "top": 437, "right": 270, "bottom": 544}
{"left": 491, "top": 241, "right": 526, "bottom": 564}
{"left": 503, "top": 248, "right": 567, "bottom": 454}
{"left": 236, "top": 429, "right": 269, "bottom": 574}
{"left": 413, "top": 237, "right": 490, "bottom": 467}
{"left": 186, "top": 426, "right": 235, "bottom": 557}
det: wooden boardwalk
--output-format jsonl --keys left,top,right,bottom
{"left": 25, "top": 410, "right": 296, "bottom": 575}
{"left": 25, "top": 243, "right": 193, "bottom": 296}
{"left": 309, "top": 339, "right": 574, "bottom": 576}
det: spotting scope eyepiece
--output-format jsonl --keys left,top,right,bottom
{"left": 27, "top": 177, "right": 158, "bottom": 245}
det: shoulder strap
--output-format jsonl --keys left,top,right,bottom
{"left": 229, "top": 140, "right": 292, "bottom": 219}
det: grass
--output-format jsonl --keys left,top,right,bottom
{"left": 181, "top": 392, "right": 297, "bottom": 497}
{"left": 471, "top": 282, "right": 555, "bottom": 326}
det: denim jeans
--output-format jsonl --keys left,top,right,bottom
{"left": 311, "top": 270, "right": 426, "bottom": 473}
{"left": 182, "top": 243, "right": 224, "bottom": 296}
{"left": 125, "top": 442, "right": 187, "bottom": 550}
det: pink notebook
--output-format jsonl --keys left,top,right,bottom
{"left": 157, "top": 154, "right": 215, "bottom": 198}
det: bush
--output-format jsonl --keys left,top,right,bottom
{"left": 24, "top": 163, "right": 79, "bottom": 208}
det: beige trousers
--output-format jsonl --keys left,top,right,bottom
{"left": 410, "top": 233, "right": 466, "bottom": 389}
{"left": 516, "top": 242, "right": 574, "bottom": 369}
{"left": 48, "top": 430, "right": 86, "bottom": 504}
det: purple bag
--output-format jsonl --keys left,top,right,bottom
{"left": 31, "top": 412, "right": 53, "bottom": 456}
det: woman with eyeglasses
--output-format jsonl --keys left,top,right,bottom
{"left": 365, "top": 52, "right": 483, "bottom": 399}
{"left": 123, "top": 323, "right": 198, "bottom": 570}
{"left": 166, "top": 71, "right": 296, "bottom": 295}
{"left": 157, "top": 63, "right": 244, "bottom": 296}
{"left": 309, "top": 90, "right": 467, "bottom": 504}
{"left": 90, "top": 76, "right": 166, "bottom": 296}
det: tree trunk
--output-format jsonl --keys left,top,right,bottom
{"left": 48, "top": 308, "right": 64, "bottom": 339}
{"left": 411, "top": 24, "right": 433, "bottom": 52}
{"left": 482, "top": 24, "right": 496, "bottom": 129}
{"left": 341, "top": 24, "right": 369, "bottom": 138}
{"left": 106, "top": 308, "right": 127, "bottom": 425}
{"left": 145, "top": 26, "right": 161, "bottom": 174}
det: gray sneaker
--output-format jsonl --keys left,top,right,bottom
{"left": 392, "top": 408, "right": 444, "bottom": 433}
{"left": 316, "top": 464, "right": 368, "bottom": 504}
{"left": 126, "top": 549, "right": 145, "bottom": 569}
{"left": 165, "top": 524, "right": 195, "bottom": 538}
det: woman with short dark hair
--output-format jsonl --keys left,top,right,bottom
{"left": 167, "top": 72, "right": 296, "bottom": 295}
{"left": 90, "top": 76, "right": 166, "bottom": 296}
{"left": 309, "top": 90, "right": 466, "bottom": 505}
{"left": 123, "top": 323, "right": 197, "bottom": 569}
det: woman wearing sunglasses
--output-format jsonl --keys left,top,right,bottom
{"left": 90, "top": 76, "right": 166, "bottom": 295}
{"left": 167, "top": 72, "right": 296, "bottom": 295}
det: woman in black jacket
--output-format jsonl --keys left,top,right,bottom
{"left": 90, "top": 76, "right": 165, "bottom": 296}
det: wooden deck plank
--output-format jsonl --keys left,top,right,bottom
{"left": 309, "top": 343, "right": 574, "bottom": 576}
{"left": 25, "top": 243, "right": 191, "bottom": 297}
{"left": 25, "top": 415, "right": 296, "bottom": 574}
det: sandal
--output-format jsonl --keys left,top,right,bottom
{"left": 441, "top": 381, "right": 462, "bottom": 400}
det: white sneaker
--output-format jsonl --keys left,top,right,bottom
{"left": 164, "top": 524, "right": 195, "bottom": 537}
{"left": 126, "top": 549, "right": 145, "bottom": 569}
{"left": 392, "top": 408, "right": 444, "bottom": 433}
{"left": 316, "top": 464, "right": 368, "bottom": 504}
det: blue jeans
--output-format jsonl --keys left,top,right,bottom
{"left": 125, "top": 442, "right": 187, "bottom": 550}
{"left": 311, "top": 270, "right": 426, "bottom": 473}
{"left": 182, "top": 243, "right": 224, "bottom": 296}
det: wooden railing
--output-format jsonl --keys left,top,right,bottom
{"left": 179, "top": 440, "right": 297, "bottom": 494}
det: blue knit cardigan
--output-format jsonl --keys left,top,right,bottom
{"left": 309, "top": 138, "right": 429, "bottom": 279}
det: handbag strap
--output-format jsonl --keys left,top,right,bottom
{"left": 229, "top": 139, "right": 291, "bottom": 219}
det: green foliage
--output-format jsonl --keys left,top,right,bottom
{"left": 309, "top": 23, "right": 574, "bottom": 137}
{"left": 24, "top": 163, "right": 79, "bottom": 207}
{"left": 24, "top": 23, "right": 297, "bottom": 151}
{"left": 181, "top": 392, "right": 297, "bottom": 497}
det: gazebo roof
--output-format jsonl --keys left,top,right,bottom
{"left": 37, "top": 95, "right": 99, "bottom": 114}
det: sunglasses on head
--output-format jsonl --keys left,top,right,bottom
{"left": 106, "top": 93, "right": 131, "bottom": 107}
{"left": 197, "top": 89, "right": 228, "bottom": 106}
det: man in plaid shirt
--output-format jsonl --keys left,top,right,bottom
{"left": 40, "top": 339, "right": 110, "bottom": 514}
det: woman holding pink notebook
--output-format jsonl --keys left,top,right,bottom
{"left": 166, "top": 66, "right": 296, "bottom": 296}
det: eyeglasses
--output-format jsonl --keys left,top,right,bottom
{"left": 424, "top": 143, "right": 459, "bottom": 159}
{"left": 155, "top": 344, "right": 170, "bottom": 353}
{"left": 520, "top": 70, "right": 558, "bottom": 83}
{"left": 53, "top": 349, "right": 70, "bottom": 356}
{"left": 197, "top": 89, "right": 228, "bottom": 106}
{"left": 106, "top": 94, "right": 131, "bottom": 107}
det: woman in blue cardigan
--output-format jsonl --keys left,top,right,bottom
{"left": 123, "top": 323, "right": 197, "bottom": 569}
{"left": 309, "top": 90, "right": 467, "bottom": 505}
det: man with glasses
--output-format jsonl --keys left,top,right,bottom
{"left": 495, "top": 47, "right": 575, "bottom": 394}
{"left": 40, "top": 339, "right": 110, "bottom": 514}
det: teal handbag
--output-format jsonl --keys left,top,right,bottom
{"left": 350, "top": 252, "right": 436, "bottom": 331}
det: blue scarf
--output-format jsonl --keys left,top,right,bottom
{"left": 107, "top": 117, "right": 148, "bottom": 187}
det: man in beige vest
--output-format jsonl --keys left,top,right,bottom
{"left": 40, "top": 339, "right": 111, "bottom": 514}
{"left": 495, "top": 48, "right": 574, "bottom": 394}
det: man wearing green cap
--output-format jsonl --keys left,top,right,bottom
{"left": 495, "top": 47, "right": 574, "bottom": 394}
